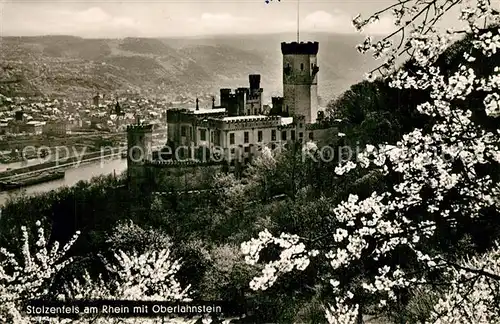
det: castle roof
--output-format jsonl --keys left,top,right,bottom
{"left": 190, "top": 108, "right": 226, "bottom": 115}
{"left": 280, "top": 117, "right": 293, "bottom": 125}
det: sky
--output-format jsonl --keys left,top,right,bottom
{"left": 0, "top": 0, "right": 404, "bottom": 37}
{"left": 0, "top": 0, "right": 461, "bottom": 38}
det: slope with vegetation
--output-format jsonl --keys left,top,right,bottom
{"left": 0, "top": 33, "right": 376, "bottom": 103}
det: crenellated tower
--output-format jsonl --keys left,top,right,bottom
{"left": 127, "top": 123, "right": 153, "bottom": 193}
{"left": 281, "top": 41, "right": 319, "bottom": 124}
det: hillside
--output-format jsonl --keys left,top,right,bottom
{"left": 0, "top": 33, "right": 378, "bottom": 103}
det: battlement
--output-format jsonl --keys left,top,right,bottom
{"left": 221, "top": 115, "right": 280, "bottom": 124}
{"left": 144, "top": 159, "right": 224, "bottom": 168}
{"left": 281, "top": 41, "right": 319, "bottom": 55}
{"left": 127, "top": 124, "right": 153, "bottom": 132}
{"left": 278, "top": 124, "right": 295, "bottom": 130}
{"left": 235, "top": 87, "right": 249, "bottom": 94}
{"left": 272, "top": 97, "right": 284, "bottom": 104}
{"left": 153, "top": 189, "right": 218, "bottom": 196}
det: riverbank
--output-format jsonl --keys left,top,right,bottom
{"left": 0, "top": 170, "right": 65, "bottom": 190}
{"left": 0, "top": 149, "right": 123, "bottom": 180}
{"left": 0, "top": 157, "right": 127, "bottom": 206}
{"left": 0, "top": 132, "right": 126, "bottom": 151}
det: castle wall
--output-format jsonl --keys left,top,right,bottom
{"left": 283, "top": 54, "right": 314, "bottom": 85}
{"left": 279, "top": 118, "right": 306, "bottom": 143}
{"left": 245, "top": 94, "right": 262, "bottom": 115}
{"left": 167, "top": 122, "right": 194, "bottom": 147}
{"left": 284, "top": 84, "right": 314, "bottom": 123}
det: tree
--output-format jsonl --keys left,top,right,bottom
{"left": 0, "top": 220, "right": 79, "bottom": 323}
{"left": 0, "top": 219, "right": 220, "bottom": 324}
{"left": 427, "top": 241, "right": 500, "bottom": 323}
{"left": 241, "top": 0, "right": 500, "bottom": 322}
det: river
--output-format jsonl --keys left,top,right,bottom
{"left": 0, "top": 158, "right": 128, "bottom": 206}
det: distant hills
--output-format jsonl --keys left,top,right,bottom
{"left": 0, "top": 33, "right": 379, "bottom": 104}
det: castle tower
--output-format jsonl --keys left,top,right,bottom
{"left": 248, "top": 74, "right": 263, "bottom": 115}
{"left": 126, "top": 124, "right": 153, "bottom": 193}
{"left": 281, "top": 41, "right": 319, "bottom": 124}
{"left": 220, "top": 88, "right": 231, "bottom": 109}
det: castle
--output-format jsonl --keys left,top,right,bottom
{"left": 127, "top": 41, "right": 335, "bottom": 193}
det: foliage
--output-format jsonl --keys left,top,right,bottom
{"left": 105, "top": 219, "right": 173, "bottom": 254}
{"left": 0, "top": 220, "right": 79, "bottom": 323}
{"left": 64, "top": 248, "right": 191, "bottom": 302}
{"left": 239, "top": 0, "right": 500, "bottom": 323}
{"left": 0, "top": 219, "right": 216, "bottom": 324}
{"left": 428, "top": 241, "right": 500, "bottom": 323}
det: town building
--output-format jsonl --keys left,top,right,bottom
{"left": 43, "top": 121, "right": 69, "bottom": 136}
{"left": 22, "top": 120, "right": 45, "bottom": 135}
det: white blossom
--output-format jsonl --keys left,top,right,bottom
{"left": 0, "top": 220, "right": 79, "bottom": 323}
{"left": 240, "top": 0, "right": 500, "bottom": 322}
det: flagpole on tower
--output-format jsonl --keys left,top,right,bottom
{"left": 297, "top": 0, "right": 300, "bottom": 42}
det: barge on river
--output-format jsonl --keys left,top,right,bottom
{"left": 0, "top": 170, "right": 65, "bottom": 190}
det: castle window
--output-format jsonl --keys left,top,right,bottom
{"left": 286, "top": 105, "right": 289, "bottom": 113}
{"left": 281, "top": 131, "right": 287, "bottom": 141}
{"left": 181, "top": 126, "right": 186, "bottom": 136}
{"left": 291, "top": 130, "right": 296, "bottom": 141}
{"left": 244, "top": 146, "right": 250, "bottom": 153}
{"left": 244, "top": 131, "right": 249, "bottom": 144}
{"left": 300, "top": 63, "right": 304, "bottom": 71}
{"left": 284, "top": 63, "right": 291, "bottom": 75}
{"left": 299, "top": 132, "right": 303, "bottom": 141}
{"left": 247, "top": 109, "right": 250, "bottom": 115}
{"left": 229, "top": 133, "right": 235, "bottom": 145}
{"left": 271, "top": 130, "right": 276, "bottom": 141}
{"left": 309, "top": 132, "right": 314, "bottom": 140}
{"left": 299, "top": 123, "right": 303, "bottom": 128}
{"left": 231, "top": 148, "right": 235, "bottom": 154}
{"left": 200, "top": 129, "right": 206, "bottom": 141}
{"left": 257, "top": 130, "right": 263, "bottom": 142}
